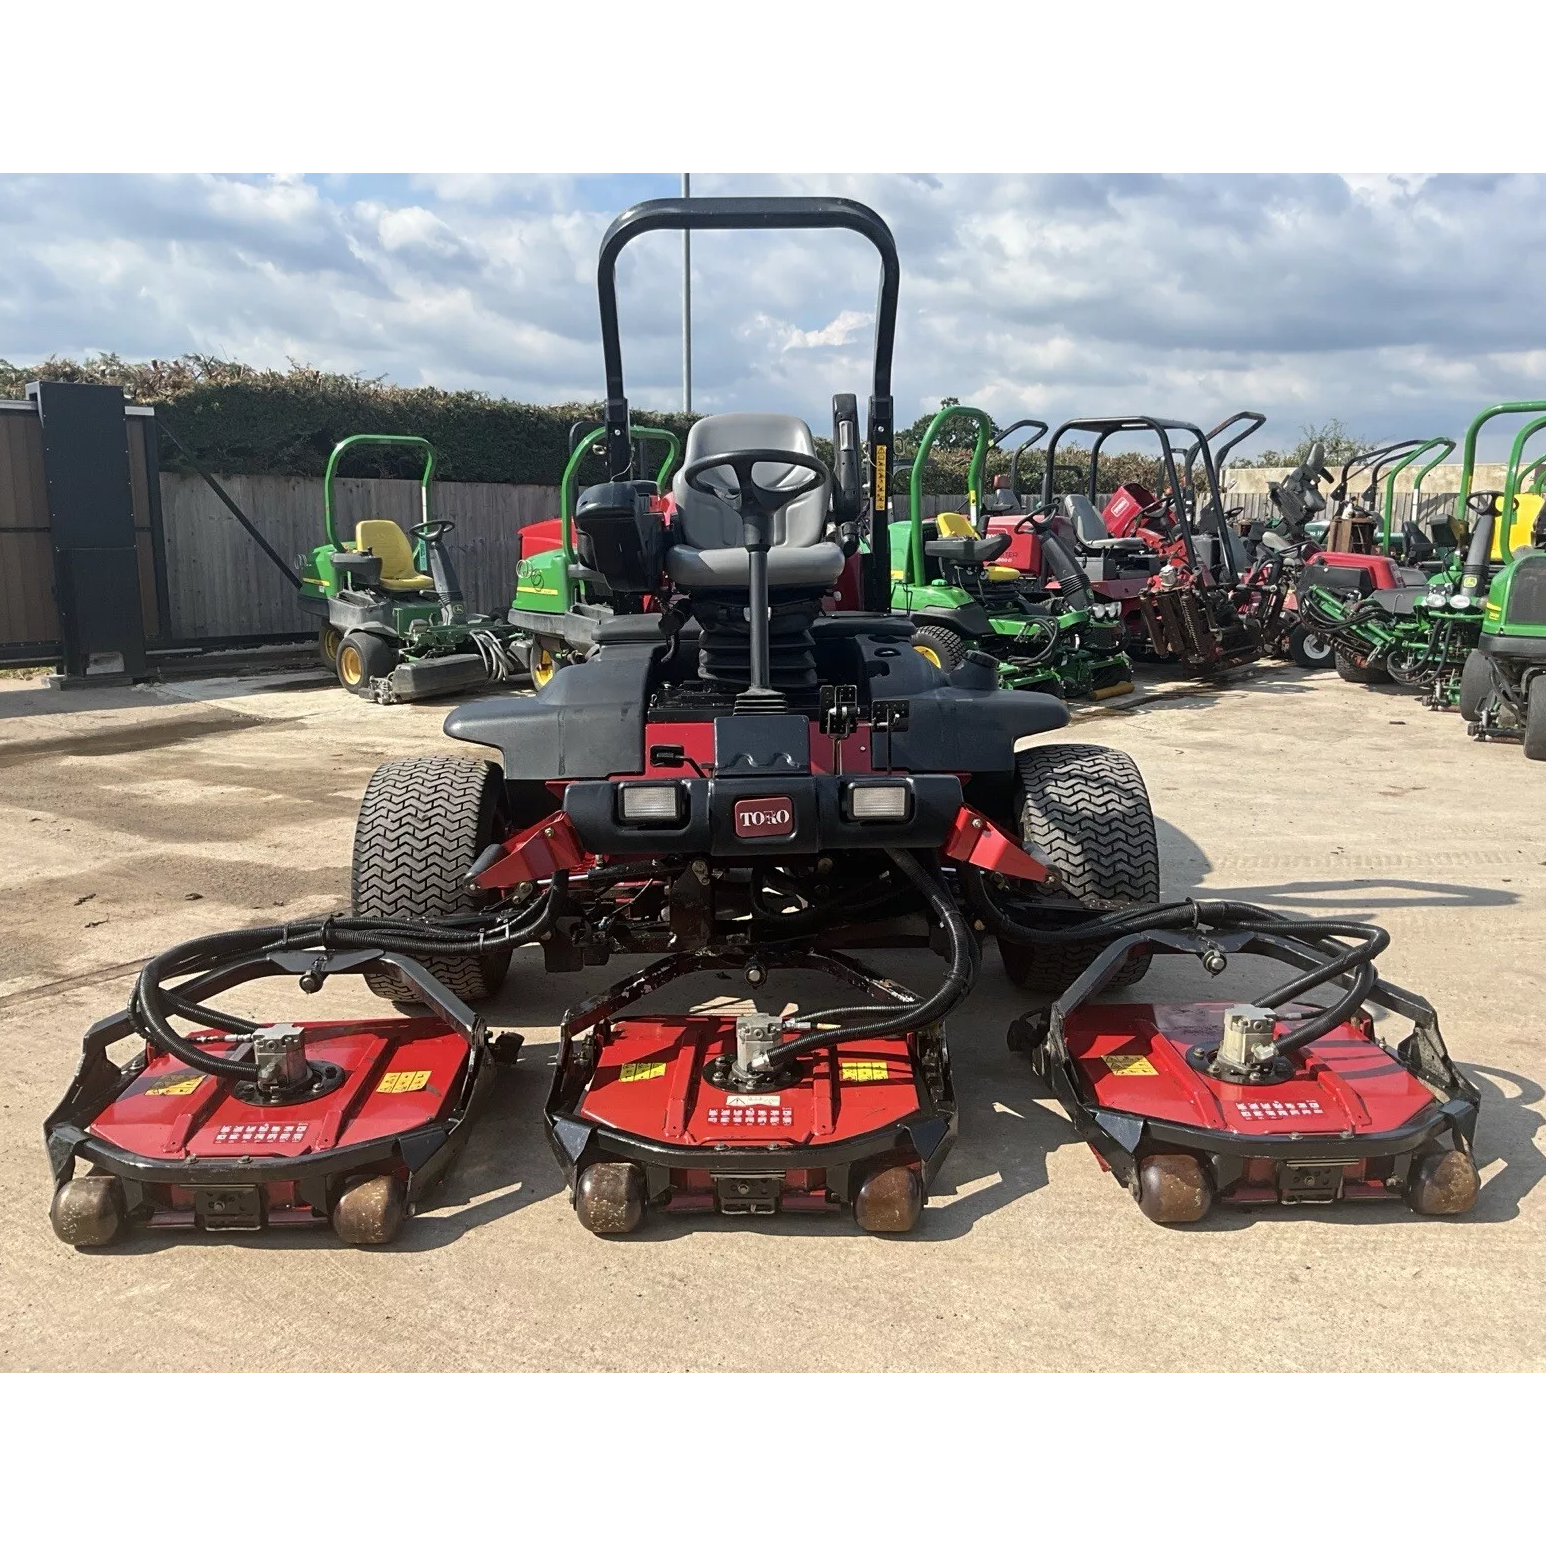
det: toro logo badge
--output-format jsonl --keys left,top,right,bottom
{"left": 734, "top": 796, "right": 795, "bottom": 839}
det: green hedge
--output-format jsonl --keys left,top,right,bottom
{"left": 0, "top": 354, "right": 1162, "bottom": 496}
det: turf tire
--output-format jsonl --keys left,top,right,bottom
{"left": 337, "top": 631, "right": 399, "bottom": 697}
{"left": 352, "top": 756, "right": 512, "bottom": 1004}
{"left": 912, "top": 624, "right": 968, "bottom": 673}
{"left": 1458, "top": 649, "right": 1492, "bottom": 724}
{"left": 1524, "top": 673, "right": 1546, "bottom": 762}
{"left": 1333, "top": 647, "right": 1390, "bottom": 685}
{"left": 997, "top": 743, "right": 1160, "bottom": 995}
{"left": 1287, "top": 625, "right": 1332, "bottom": 669}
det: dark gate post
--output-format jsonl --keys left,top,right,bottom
{"left": 29, "top": 380, "right": 148, "bottom": 685}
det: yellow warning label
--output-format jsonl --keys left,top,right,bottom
{"left": 619, "top": 1059, "right": 667, "bottom": 1083}
{"left": 841, "top": 1060, "right": 889, "bottom": 1083}
{"left": 1102, "top": 1053, "right": 1158, "bottom": 1076}
{"left": 146, "top": 1074, "right": 204, "bottom": 1097}
{"left": 377, "top": 1069, "right": 432, "bottom": 1094}
{"left": 873, "top": 444, "right": 889, "bottom": 507}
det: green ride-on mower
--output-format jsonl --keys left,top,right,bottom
{"left": 1463, "top": 414, "right": 1546, "bottom": 757}
{"left": 888, "top": 402, "right": 1134, "bottom": 699}
{"left": 43, "top": 196, "right": 1481, "bottom": 1250}
{"left": 1298, "top": 403, "right": 1546, "bottom": 707}
{"left": 297, "top": 434, "right": 527, "bottom": 702}
{"left": 506, "top": 421, "right": 682, "bottom": 686}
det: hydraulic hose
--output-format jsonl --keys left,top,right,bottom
{"left": 963, "top": 871, "right": 1391, "bottom": 1052}
{"left": 130, "top": 879, "right": 566, "bottom": 1080}
{"left": 753, "top": 849, "right": 979, "bottom": 1072}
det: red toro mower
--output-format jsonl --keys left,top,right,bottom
{"left": 43, "top": 198, "right": 1480, "bottom": 1245}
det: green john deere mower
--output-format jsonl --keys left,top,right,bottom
{"left": 887, "top": 402, "right": 1133, "bottom": 699}
{"left": 1298, "top": 402, "right": 1546, "bottom": 708}
{"left": 506, "top": 422, "right": 681, "bottom": 685}
{"left": 297, "top": 434, "right": 526, "bottom": 702}
{"left": 1463, "top": 414, "right": 1546, "bottom": 757}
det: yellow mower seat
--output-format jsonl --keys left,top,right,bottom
{"left": 936, "top": 508, "right": 1019, "bottom": 579}
{"left": 1491, "top": 492, "right": 1545, "bottom": 560}
{"left": 352, "top": 520, "right": 433, "bottom": 591}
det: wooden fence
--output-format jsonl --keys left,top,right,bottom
{"left": 160, "top": 474, "right": 560, "bottom": 640}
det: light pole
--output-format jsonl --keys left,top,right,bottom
{"left": 681, "top": 172, "right": 692, "bottom": 414}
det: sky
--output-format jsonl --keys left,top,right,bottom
{"left": 3, "top": 172, "right": 1545, "bottom": 459}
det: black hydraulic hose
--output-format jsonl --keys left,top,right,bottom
{"left": 1253, "top": 921, "right": 1387, "bottom": 1009}
{"left": 130, "top": 880, "right": 566, "bottom": 1079}
{"left": 755, "top": 850, "right": 978, "bottom": 1072}
{"left": 1274, "top": 962, "right": 1378, "bottom": 1053}
{"left": 964, "top": 871, "right": 1391, "bottom": 1051}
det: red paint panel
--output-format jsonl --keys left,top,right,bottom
{"left": 577, "top": 1016, "right": 920, "bottom": 1148}
{"left": 1063, "top": 1002, "right": 1439, "bottom": 1137}
{"left": 519, "top": 518, "right": 563, "bottom": 559}
{"left": 89, "top": 1019, "right": 470, "bottom": 1161}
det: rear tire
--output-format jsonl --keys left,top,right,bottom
{"left": 318, "top": 624, "right": 343, "bottom": 670}
{"left": 1459, "top": 649, "right": 1492, "bottom": 724}
{"left": 1287, "top": 625, "right": 1332, "bottom": 669}
{"left": 997, "top": 744, "right": 1160, "bottom": 995}
{"left": 912, "top": 624, "right": 968, "bottom": 673}
{"left": 1334, "top": 647, "right": 1390, "bottom": 685}
{"left": 337, "top": 631, "right": 399, "bottom": 697}
{"left": 1525, "top": 673, "right": 1546, "bottom": 761}
{"left": 352, "top": 756, "right": 513, "bottom": 1003}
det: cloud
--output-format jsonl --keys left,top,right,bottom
{"left": 3, "top": 172, "right": 1545, "bottom": 456}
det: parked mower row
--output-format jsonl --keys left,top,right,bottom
{"left": 43, "top": 195, "right": 1487, "bottom": 1257}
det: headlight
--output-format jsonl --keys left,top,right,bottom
{"left": 845, "top": 781, "right": 911, "bottom": 822}
{"left": 1448, "top": 593, "right": 1472, "bottom": 610}
{"left": 617, "top": 782, "right": 685, "bottom": 824}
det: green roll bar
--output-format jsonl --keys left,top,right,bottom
{"left": 324, "top": 434, "right": 435, "bottom": 552}
{"left": 1379, "top": 436, "right": 1453, "bottom": 554}
{"left": 1451, "top": 402, "right": 1546, "bottom": 550}
{"left": 1499, "top": 415, "right": 1546, "bottom": 556}
{"left": 556, "top": 425, "right": 680, "bottom": 611}
{"left": 906, "top": 404, "right": 993, "bottom": 587}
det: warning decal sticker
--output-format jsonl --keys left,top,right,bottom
{"left": 146, "top": 1074, "right": 205, "bottom": 1097}
{"left": 618, "top": 1060, "right": 668, "bottom": 1083}
{"left": 841, "top": 1060, "right": 889, "bottom": 1083}
{"left": 377, "top": 1069, "right": 432, "bottom": 1095}
{"left": 1101, "top": 1053, "right": 1159, "bottom": 1076}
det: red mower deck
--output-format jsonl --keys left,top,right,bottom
{"left": 1015, "top": 925, "right": 1481, "bottom": 1224}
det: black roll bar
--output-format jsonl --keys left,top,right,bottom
{"left": 594, "top": 197, "right": 901, "bottom": 611}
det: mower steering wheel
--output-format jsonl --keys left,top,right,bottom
{"left": 682, "top": 449, "right": 831, "bottom": 516}
{"left": 1013, "top": 508, "right": 1050, "bottom": 534}
{"left": 410, "top": 519, "right": 456, "bottom": 542}
{"left": 1466, "top": 492, "right": 1499, "bottom": 520}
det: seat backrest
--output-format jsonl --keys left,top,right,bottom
{"left": 1061, "top": 493, "right": 1110, "bottom": 547}
{"left": 935, "top": 508, "right": 978, "bottom": 540}
{"left": 353, "top": 519, "right": 419, "bottom": 580}
{"left": 671, "top": 414, "right": 828, "bottom": 552}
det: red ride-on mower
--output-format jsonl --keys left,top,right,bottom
{"left": 41, "top": 197, "right": 1481, "bottom": 1247}
{"left": 1032, "top": 416, "right": 1261, "bottom": 672}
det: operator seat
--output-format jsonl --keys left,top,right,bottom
{"left": 1061, "top": 494, "right": 1149, "bottom": 554}
{"left": 931, "top": 508, "right": 1017, "bottom": 578}
{"left": 352, "top": 520, "right": 433, "bottom": 592}
{"left": 667, "top": 413, "right": 845, "bottom": 590}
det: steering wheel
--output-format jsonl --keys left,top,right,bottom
{"left": 410, "top": 520, "right": 456, "bottom": 542}
{"left": 1466, "top": 492, "right": 1499, "bottom": 519}
{"left": 1013, "top": 507, "right": 1051, "bottom": 534}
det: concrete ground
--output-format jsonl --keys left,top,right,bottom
{"left": 1, "top": 659, "right": 1542, "bottom": 1372}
